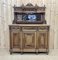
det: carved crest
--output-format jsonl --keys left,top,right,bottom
{"left": 26, "top": 3, "right": 33, "bottom": 6}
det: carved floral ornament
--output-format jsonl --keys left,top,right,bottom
{"left": 21, "top": 3, "right": 45, "bottom": 7}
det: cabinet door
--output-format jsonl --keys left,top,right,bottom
{"left": 22, "top": 31, "right": 36, "bottom": 52}
{"left": 37, "top": 31, "right": 48, "bottom": 52}
{"left": 10, "top": 28, "right": 21, "bottom": 52}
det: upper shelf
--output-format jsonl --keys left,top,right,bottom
{"left": 14, "top": 11, "right": 45, "bottom": 14}
{"left": 13, "top": 3, "right": 46, "bottom": 24}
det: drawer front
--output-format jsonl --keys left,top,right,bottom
{"left": 22, "top": 27, "right": 37, "bottom": 31}
{"left": 10, "top": 26, "right": 20, "bottom": 29}
{"left": 10, "top": 26, "right": 21, "bottom": 31}
{"left": 38, "top": 26, "right": 49, "bottom": 31}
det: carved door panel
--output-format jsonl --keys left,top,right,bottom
{"left": 22, "top": 31, "right": 36, "bottom": 50}
{"left": 11, "top": 28, "right": 21, "bottom": 51}
{"left": 37, "top": 31, "right": 48, "bottom": 51}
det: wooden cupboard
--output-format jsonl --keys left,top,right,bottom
{"left": 9, "top": 24, "right": 49, "bottom": 54}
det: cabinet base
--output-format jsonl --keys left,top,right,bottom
{"left": 10, "top": 52, "right": 49, "bottom": 55}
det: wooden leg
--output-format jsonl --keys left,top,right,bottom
{"left": 46, "top": 52, "right": 49, "bottom": 55}
{"left": 10, "top": 52, "right": 12, "bottom": 54}
{"left": 36, "top": 52, "right": 38, "bottom": 55}
{"left": 21, "top": 52, "right": 23, "bottom": 55}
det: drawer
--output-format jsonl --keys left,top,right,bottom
{"left": 38, "top": 26, "right": 49, "bottom": 30}
{"left": 22, "top": 27, "right": 37, "bottom": 31}
{"left": 10, "top": 26, "right": 20, "bottom": 29}
{"left": 9, "top": 26, "right": 21, "bottom": 31}
{"left": 38, "top": 26, "right": 49, "bottom": 31}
